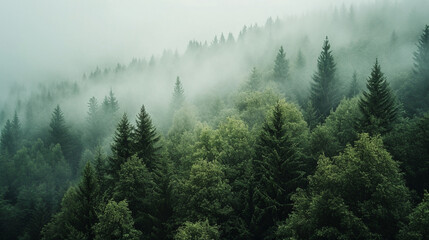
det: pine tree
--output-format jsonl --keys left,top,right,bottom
{"left": 41, "top": 162, "right": 100, "bottom": 240}
{"left": 347, "top": 71, "right": 360, "bottom": 98}
{"left": 108, "top": 113, "right": 134, "bottom": 182}
{"left": 75, "top": 162, "right": 99, "bottom": 240}
{"left": 359, "top": 59, "right": 398, "bottom": 135}
{"left": 133, "top": 105, "right": 161, "bottom": 172}
{"left": 11, "top": 111, "right": 21, "bottom": 146}
{"left": 411, "top": 25, "right": 429, "bottom": 113}
{"left": 273, "top": 46, "right": 289, "bottom": 83}
{"left": 251, "top": 100, "right": 306, "bottom": 239}
{"left": 310, "top": 37, "right": 339, "bottom": 122}
{"left": 49, "top": 105, "right": 68, "bottom": 147}
{"left": 246, "top": 67, "right": 262, "bottom": 91}
{"left": 171, "top": 77, "right": 185, "bottom": 111}
{"left": 86, "top": 97, "right": 103, "bottom": 148}
{"left": 113, "top": 156, "right": 156, "bottom": 238}
{"left": 0, "top": 120, "right": 15, "bottom": 156}
{"left": 295, "top": 49, "right": 306, "bottom": 69}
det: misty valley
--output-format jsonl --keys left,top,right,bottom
{"left": 1, "top": 0, "right": 429, "bottom": 239}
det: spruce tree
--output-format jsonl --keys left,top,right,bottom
{"left": 75, "top": 162, "right": 99, "bottom": 240}
{"left": 407, "top": 25, "right": 429, "bottom": 114}
{"left": 251, "top": 100, "right": 306, "bottom": 239}
{"left": 0, "top": 120, "right": 15, "bottom": 156}
{"left": 133, "top": 105, "right": 160, "bottom": 172}
{"left": 246, "top": 67, "right": 262, "bottom": 91}
{"left": 295, "top": 49, "right": 306, "bottom": 69}
{"left": 171, "top": 77, "right": 185, "bottom": 111}
{"left": 347, "top": 71, "right": 360, "bottom": 98}
{"left": 310, "top": 37, "right": 339, "bottom": 122}
{"left": 11, "top": 111, "right": 21, "bottom": 148}
{"left": 108, "top": 113, "right": 134, "bottom": 182}
{"left": 273, "top": 46, "right": 289, "bottom": 83}
{"left": 113, "top": 156, "right": 155, "bottom": 238}
{"left": 49, "top": 105, "right": 68, "bottom": 147}
{"left": 359, "top": 59, "right": 398, "bottom": 135}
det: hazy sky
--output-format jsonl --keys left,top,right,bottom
{"left": 0, "top": 0, "right": 375, "bottom": 84}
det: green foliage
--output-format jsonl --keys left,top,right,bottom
{"left": 41, "top": 162, "right": 99, "bottom": 240}
{"left": 383, "top": 114, "right": 429, "bottom": 197}
{"left": 347, "top": 71, "right": 360, "bottom": 98}
{"left": 171, "top": 76, "right": 185, "bottom": 111}
{"left": 280, "top": 134, "right": 411, "bottom": 239}
{"left": 235, "top": 90, "right": 280, "bottom": 129}
{"left": 94, "top": 200, "right": 141, "bottom": 240}
{"left": 113, "top": 156, "right": 155, "bottom": 237}
{"left": 359, "top": 59, "right": 398, "bottom": 135}
{"left": 251, "top": 100, "right": 307, "bottom": 239}
{"left": 245, "top": 67, "right": 262, "bottom": 91}
{"left": 133, "top": 105, "right": 161, "bottom": 172}
{"left": 398, "top": 191, "right": 429, "bottom": 240}
{"left": 108, "top": 113, "right": 134, "bottom": 183}
{"left": 175, "top": 159, "right": 233, "bottom": 236}
{"left": 310, "top": 37, "right": 340, "bottom": 122}
{"left": 402, "top": 25, "right": 429, "bottom": 115}
{"left": 175, "top": 220, "right": 220, "bottom": 240}
{"left": 273, "top": 46, "right": 289, "bottom": 83}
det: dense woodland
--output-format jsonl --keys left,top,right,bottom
{"left": 1, "top": 1, "right": 429, "bottom": 239}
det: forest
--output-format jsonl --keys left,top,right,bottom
{"left": 1, "top": 0, "right": 429, "bottom": 239}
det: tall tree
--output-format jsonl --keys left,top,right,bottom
{"left": 273, "top": 46, "right": 289, "bottom": 83}
{"left": 107, "top": 113, "right": 134, "bottom": 182}
{"left": 251, "top": 100, "right": 306, "bottom": 240}
{"left": 41, "top": 162, "right": 99, "bottom": 240}
{"left": 246, "top": 67, "right": 262, "bottom": 91}
{"left": 49, "top": 105, "right": 68, "bottom": 147}
{"left": 310, "top": 37, "right": 339, "bottom": 122}
{"left": 359, "top": 59, "right": 398, "bottom": 135}
{"left": 94, "top": 200, "right": 141, "bottom": 240}
{"left": 398, "top": 191, "right": 429, "bottom": 240}
{"left": 86, "top": 97, "right": 103, "bottom": 149}
{"left": 0, "top": 120, "right": 15, "bottom": 156}
{"left": 278, "top": 134, "right": 411, "bottom": 240}
{"left": 295, "top": 49, "right": 306, "bottom": 70}
{"left": 171, "top": 77, "right": 185, "bottom": 111}
{"left": 133, "top": 105, "right": 161, "bottom": 172}
{"left": 347, "top": 71, "right": 360, "bottom": 98}
{"left": 113, "top": 156, "right": 156, "bottom": 238}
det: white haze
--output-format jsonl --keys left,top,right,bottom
{"left": 1, "top": 0, "right": 375, "bottom": 84}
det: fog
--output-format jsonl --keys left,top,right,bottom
{"left": 1, "top": 0, "right": 374, "bottom": 83}
{"left": 0, "top": 0, "right": 428, "bottom": 129}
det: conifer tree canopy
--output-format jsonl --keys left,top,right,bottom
{"left": 359, "top": 59, "right": 398, "bottom": 135}
{"left": 310, "top": 37, "right": 340, "bottom": 122}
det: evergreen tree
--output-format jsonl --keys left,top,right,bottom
{"left": 310, "top": 37, "right": 340, "bottom": 122}
{"left": 251, "top": 100, "right": 306, "bottom": 239}
{"left": 0, "top": 120, "right": 15, "bottom": 156}
{"left": 171, "top": 77, "right": 185, "bottom": 111}
{"left": 94, "top": 200, "right": 141, "bottom": 240}
{"left": 273, "top": 46, "right": 289, "bottom": 83}
{"left": 347, "top": 71, "right": 360, "bottom": 98}
{"left": 133, "top": 105, "right": 161, "bottom": 172}
{"left": 246, "top": 67, "right": 262, "bottom": 91}
{"left": 404, "top": 25, "right": 429, "bottom": 114}
{"left": 49, "top": 105, "right": 68, "bottom": 147}
{"left": 41, "top": 162, "right": 99, "bottom": 240}
{"left": 359, "top": 59, "right": 398, "bottom": 135}
{"left": 86, "top": 97, "right": 103, "bottom": 149}
{"left": 75, "top": 162, "right": 99, "bottom": 240}
{"left": 11, "top": 111, "right": 21, "bottom": 148}
{"left": 295, "top": 49, "right": 306, "bottom": 69}
{"left": 113, "top": 156, "right": 156, "bottom": 238}
{"left": 108, "top": 113, "right": 134, "bottom": 182}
